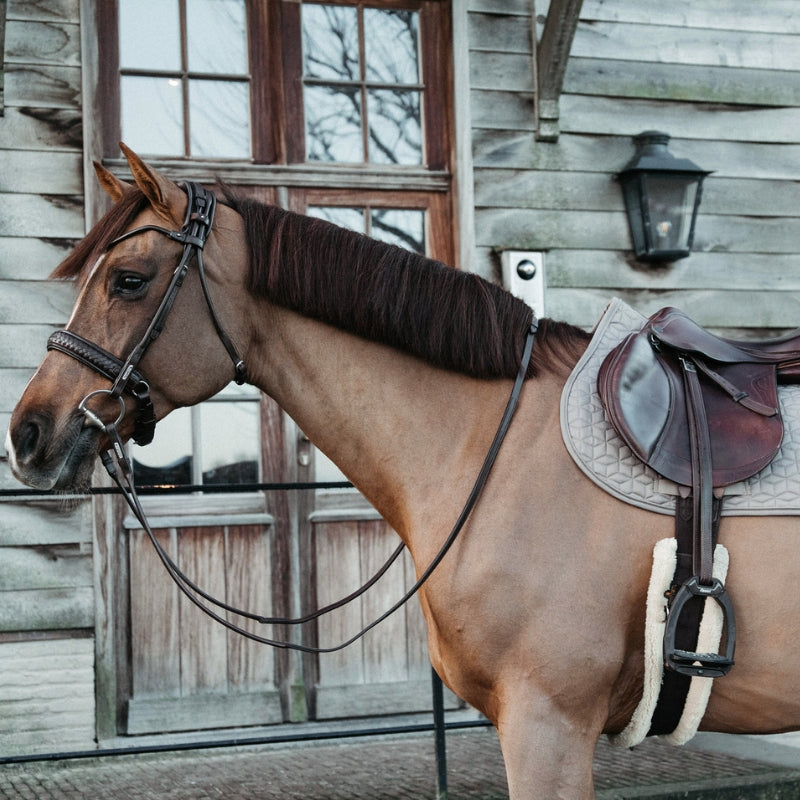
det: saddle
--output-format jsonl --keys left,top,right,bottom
{"left": 598, "top": 307, "right": 800, "bottom": 682}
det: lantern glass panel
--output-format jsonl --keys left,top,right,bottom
{"left": 642, "top": 174, "right": 700, "bottom": 255}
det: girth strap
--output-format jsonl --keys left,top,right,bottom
{"left": 47, "top": 329, "right": 157, "bottom": 445}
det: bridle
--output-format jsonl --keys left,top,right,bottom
{"left": 48, "top": 182, "right": 246, "bottom": 447}
{"left": 47, "top": 182, "right": 538, "bottom": 653}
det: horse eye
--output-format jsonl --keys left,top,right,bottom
{"left": 113, "top": 273, "right": 149, "bottom": 296}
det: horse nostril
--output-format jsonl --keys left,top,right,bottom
{"left": 13, "top": 415, "right": 50, "bottom": 465}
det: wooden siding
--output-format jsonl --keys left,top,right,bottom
{"left": 0, "top": 637, "right": 95, "bottom": 755}
{"left": 469, "top": 0, "right": 800, "bottom": 332}
{"left": 0, "top": 0, "right": 91, "bottom": 757}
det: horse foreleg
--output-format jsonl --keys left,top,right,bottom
{"left": 495, "top": 694, "right": 601, "bottom": 799}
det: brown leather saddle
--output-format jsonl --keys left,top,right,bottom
{"left": 598, "top": 307, "right": 800, "bottom": 680}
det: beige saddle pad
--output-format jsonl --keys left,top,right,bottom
{"left": 561, "top": 298, "right": 800, "bottom": 517}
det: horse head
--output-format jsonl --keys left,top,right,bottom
{"left": 6, "top": 147, "right": 250, "bottom": 491}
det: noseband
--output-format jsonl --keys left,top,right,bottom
{"left": 47, "top": 182, "right": 247, "bottom": 446}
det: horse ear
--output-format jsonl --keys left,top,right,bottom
{"left": 119, "top": 142, "right": 185, "bottom": 225}
{"left": 94, "top": 161, "right": 131, "bottom": 203}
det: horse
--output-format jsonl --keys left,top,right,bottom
{"left": 7, "top": 146, "right": 800, "bottom": 798}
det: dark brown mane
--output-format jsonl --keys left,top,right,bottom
{"left": 225, "top": 193, "right": 589, "bottom": 378}
{"left": 51, "top": 188, "right": 150, "bottom": 282}
{"left": 51, "top": 185, "right": 590, "bottom": 378}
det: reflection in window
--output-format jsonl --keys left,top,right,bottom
{"left": 307, "top": 205, "right": 425, "bottom": 254}
{"left": 302, "top": 4, "right": 423, "bottom": 165}
{"left": 118, "top": 0, "right": 251, "bottom": 158}
{"left": 131, "top": 386, "right": 261, "bottom": 488}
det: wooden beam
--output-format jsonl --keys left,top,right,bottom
{"left": 536, "top": 0, "right": 583, "bottom": 141}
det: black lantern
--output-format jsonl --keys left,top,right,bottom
{"left": 617, "top": 131, "right": 711, "bottom": 263}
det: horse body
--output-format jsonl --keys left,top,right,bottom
{"left": 7, "top": 148, "right": 800, "bottom": 798}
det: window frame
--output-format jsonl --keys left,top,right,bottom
{"left": 98, "top": 0, "right": 453, "bottom": 181}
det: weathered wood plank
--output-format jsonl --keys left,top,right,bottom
{"left": 0, "top": 324, "right": 56, "bottom": 369}
{"left": 0, "top": 193, "right": 83, "bottom": 237}
{"left": 476, "top": 208, "right": 800, "bottom": 254}
{"left": 570, "top": 22, "right": 800, "bottom": 71}
{"left": 566, "top": 57, "right": 800, "bottom": 108}
{"left": 4, "top": 20, "right": 80, "bottom": 67}
{"left": 0, "top": 238, "right": 76, "bottom": 279}
{"left": 532, "top": 249, "right": 800, "bottom": 292}
{"left": 469, "top": 0, "right": 530, "bottom": 15}
{"left": 579, "top": 0, "right": 800, "bottom": 35}
{"left": 0, "top": 586, "right": 93, "bottom": 631}
{"left": 472, "top": 130, "right": 800, "bottom": 181}
{"left": 475, "top": 168, "right": 800, "bottom": 217}
{"left": 0, "top": 501, "right": 90, "bottom": 546}
{"left": 314, "top": 520, "right": 366, "bottom": 689}
{"left": 545, "top": 287, "right": 800, "bottom": 330}
{"left": 0, "top": 107, "right": 82, "bottom": 151}
{"left": 560, "top": 95, "right": 800, "bottom": 143}
{"left": 129, "top": 528, "right": 180, "bottom": 699}
{"left": 225, "top": 525, "right": 276, "bottom": 691}
{"left": 127, "top": 691, "right": 283, "bottom": 735}
{"left": 0, "top": 149, "right": 82, "bottom": 194}
{"left": 0, "top": 544, "right": 92, "bottom": 591}
{"left": 7, "top": 0, "right": 79, "bottom": 24}
{"left": 471, "top": 89, "right": 536, "bottom": 131}
{"left": 468, "top": 11, "right": 533, "bottom": 54}
{"left": 178, "top": 528, "right": 229, "bottom": 694}
{"left": 0, "top": 281, "right": 77, "bottom": 324}
{"left": 4, "top": 64, "right": 81, "bottom": 109}
{"left": 315, "top": 679, "right": 461, "bottom": 719}
{"left": 469, "top": 51, "right": 534, "bottom": 92}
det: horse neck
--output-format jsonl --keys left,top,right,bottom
{"left": 247, "top": 304, "right": 543, "bottom": 547}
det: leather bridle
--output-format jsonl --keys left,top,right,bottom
{"left": 48, "top": 182, "right": 538, "bottom": 653}
{"left": 48, "top": 182, "right": 247, "bottom": 447}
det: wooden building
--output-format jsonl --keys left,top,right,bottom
{"left": 1, "top": 0, "right": 799, "bottom": 755}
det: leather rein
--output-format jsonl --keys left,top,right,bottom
{"left": 49, "top": 183, "right": 538, "bottom": 653}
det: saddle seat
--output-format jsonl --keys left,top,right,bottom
{"left": 598, "top": 307, "right": 800, "bottom": 490}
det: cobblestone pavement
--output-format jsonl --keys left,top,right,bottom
{"left": 2, "top": 728, "right": 800, "bottom": 800}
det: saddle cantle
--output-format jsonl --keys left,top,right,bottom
{"left": 597, "top": 307, "right": 800, "bottom": 691}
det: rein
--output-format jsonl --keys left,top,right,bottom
{"left": 51, "top": 183, "right": 538, "bottom": 652}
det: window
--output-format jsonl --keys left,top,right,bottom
{"left": 117, "top": 0, "right": 251, "bottom": 158}
{"left": 104, "top": 0, "right": 452, "bottom": 170}
{"left": 132, "top": 384, "right": 261, "bottom": 488}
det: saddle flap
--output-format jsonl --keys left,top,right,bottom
{"left": 598, "top": 312, "right": 785, "bottom": 488}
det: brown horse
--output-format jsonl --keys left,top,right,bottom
{"left": 7, "top": 147, "right": 800, "bottom": 798}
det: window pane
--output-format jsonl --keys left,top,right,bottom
{"left": 200, "top": 402, "right": 260, "bottom": 485}
{"left": 119, "top": 0, "right": 181, "bottom": 71}
{"left": 132, "top": 407, "right": 192, "bottom": 486}
{"left": 306, "top": 206, "right": 365, "bottom": 233}
{"left": 367, "top": 89, "right": 422, "bottom": 165}
{"left": 302, "top": 4, "right": 359, "bottom": 81}
{"left": 187, "top": 0, "right": 248, "bottom": 74}
{"left": 189, "top": 79, "right": 251, "bottom": 157}
{"left": 364, "top": 9, "right": 420, "bottom": 85}
{"left": 371, "top": 208, "right": 425, "bottom": 253}
{"left": 121, "top": 75, "right": 184, "bottom": 156}
{"left": 305, "top": 85, "right": 363, "bottom": 162}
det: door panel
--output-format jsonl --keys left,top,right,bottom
{"left": 126, "top": 522, "right": 283, "bottom": 734}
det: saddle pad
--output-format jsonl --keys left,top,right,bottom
{"left": 560, "top": 298, "right": 800, "bottom": 516}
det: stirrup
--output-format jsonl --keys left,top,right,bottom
{"left": 663, "top": 576, "right": 736, "bottom": 678}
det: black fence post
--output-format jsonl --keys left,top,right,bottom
{"left": 432, "top": 666, "right": 448, "bottom": 799}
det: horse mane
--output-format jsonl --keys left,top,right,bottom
{"left": 224, "top": 192, "right": 590, "bottom": 379}
{"left": 50, "top": 185, "right": 591, "bottom": 378}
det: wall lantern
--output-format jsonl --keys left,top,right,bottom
{"left": 617, "top": 131, "right": 711, "bottom": 263}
